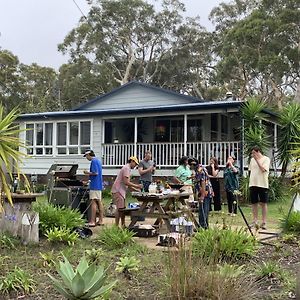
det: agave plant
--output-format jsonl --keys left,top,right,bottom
{"left": 277, "top": 102, "right": 300, "bottom": 177}
{"left": 48, "top": 256, "right": 116, "bottom": 300}
{"left": 0, "top": 105, "right": 27, "bottom": 208}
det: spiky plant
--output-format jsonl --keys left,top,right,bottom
{"left": 277, "top": 103, "right": 300, "bottom": 177}
{"left": 0, "top": 105, "right": 27, "bottom": 208}
{"left": 241, "top": 98, "right": 270, "bottom": 159}
{"left": 48, "top": 256, "right": 116, "bottom": 299}
{"left": 291, "top": 137, "right": 300, "bottom": 191}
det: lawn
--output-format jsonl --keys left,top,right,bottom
{"left": 0, "top": 194, "right": 299, "bottom": 299}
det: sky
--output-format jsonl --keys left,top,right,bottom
{"left": 0, "top": 0, "right": 227, "bottom": 70}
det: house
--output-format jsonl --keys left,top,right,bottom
{"left": 17, "top": 81, "right": 278, "bottom": 178}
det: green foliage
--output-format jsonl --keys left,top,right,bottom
{"left": 33, "top": 201, "right": 85, "bottom": 235}
{"left": 48, "top": 256, "right": 116, "bottom": 300}
{"left": 96, "top": 225, "right": 135, "bottom": 250}
{"left": 45, "top": 227, "right": 79, "bottom": 245}
{"left": 291, "top": 137, "right": 300, "bottom": 190}
{"left": 277, "top": 103, "right": 300, "bottom": 177}
{"left": 39, "top": 250, "right": 57, "bottom": 268}
{"left": 0, "top": 266, "right": 35, "bottom": 294}
{"left": 192, "top": 227, "right": 257, "bottom": 263}
{"left": 101, "top": 188, "right": 112, "bottom": 199}
{"left": 268, "top": 176, "right": 289, "bottom": 202}
{"left": 240, "top": 176, "right": 250, "bottom": 203}
{"left": 216, "top": 263, "right": 245, "bottom": 278}
{"left": 0, "top": 105, "right": 28, "bottom": 208}
{"left": 115, "top": 256, "right": 140, "bottom": 274}
{"left": 85, "top": 248, "right": 104, "bottom": 265}
{"left": 241, "top": 98, "right": 270, "bottom": 158}
{"left": 0, "top": 233, "right": 18, "bottom": 249}
{"left": 280, "top": 211, "right": 300, "bottom": 234}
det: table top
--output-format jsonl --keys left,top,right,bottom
{"left": 3, "top": 192, "right": 44, "bottom": 202}
{"left": 131, "top": 191, "right": 191, "bottom": 201}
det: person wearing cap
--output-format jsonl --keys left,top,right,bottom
{"left": 138, "top": 150, "right": 156, "bottom": 192}
{"left": 112, "top": 156, "right": 142, "bottom": 227}
{"left": 83, "top": 150, "right": 103, "bottom": 227}
{"left": 224, "top": 155, "right": 239, "bottom": 216}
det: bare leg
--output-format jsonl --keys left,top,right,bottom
{"left": 260, "top": 203, "right": 267, "bottom": 224}
{"left": 96, "top": 200, "right": 104, "bottom": 225}
{"left": 115, "top": 210, "right": 120, "bottom": 227}
{"left": 89, "top": 199, "right": 97, "bottom": 225}
{"left": 251, "top": 203, "right": 258, "bottom": 223}
{"left": 120, "top": 211, "right": 126, "bottom": 228}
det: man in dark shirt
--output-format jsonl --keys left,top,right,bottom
{"left": 138, "top": 150, "right": 155, "bottom": 192}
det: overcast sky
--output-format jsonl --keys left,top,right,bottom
{"left": 0, "top": 0, "right": 227, "bottom": 69}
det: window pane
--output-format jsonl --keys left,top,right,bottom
{"left": 26, "top": 124, "right": 34, "bottom": 146}
{"left": 188, "top": 119, "right": 202, "bottom": 141}
{"left": 45, "top": 148, "right": 53, "bottom": 155}
{"left": 69, "top": 122, "right": 79, "bottom": 145}
{"left": 69, "top": 147, "right": 78, "bottom": 154}
{"left": 80, "top": 122, "right": 91, "bottom": 145}
{"left": 27, "top": 148, "right": 33, "bottom": 155}
{"left": 81, "top": 147, "right": 89, "bottom": 154}
{"left": 36, "top": 148, "right": 43, "bottom": 155}
{"left": 45, "top": 123, "right": 53, "bottom": 146}
{"left": 58, "top": 148, "right": 67, "bottom": 155}
{"left": 57, "top": 123, "right": 67, "bottom": 145}
{"left": 36, "top": 124, "right": 43, "bottom": 146}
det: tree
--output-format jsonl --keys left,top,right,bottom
{"left": 210, "top": 0, "right": 300, "bottom": 108}
{"left": 0, "top": 106, "right": 27, "bottom": 208}
{"left": 58, "top": 0, "right": 214, "bottom": 102}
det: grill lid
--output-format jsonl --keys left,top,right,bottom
{"left": 47, "top": 164, "right": 79, "bottom": 178}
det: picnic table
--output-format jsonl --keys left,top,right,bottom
{"left": 128, "top": 191, "right": 199, "bottom": 231}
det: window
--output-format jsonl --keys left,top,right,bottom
{"left": 25, "top": 120, "right": 91, "bottom": 156}
{"left": 211, "top": 114, "right": 218, "bottom": 141}
{"left": 188, "top": 119, "right": 202, "bottom": 141}
{"left": 221, "top": 115, "right": 228, "bottom": 139}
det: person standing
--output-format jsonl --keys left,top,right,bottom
{"left": 138, "top": 150, "right": 156, "bottom": 192}
{"left": 174, "top": 156, "right": 194, "bottom": 201}
{"left": 224, "top": 156, "right": 239, "bottom": 216}
{"left": 83, "top": 150, "right": 103, "bottom": 227}
{"left": 206, "top": 157, "right": 221, "bottom": 211}
{"left": 112, "top": 156, "right": 142, "bottom": 228}
{"left": 249, "top": 146, "right": 270, "bottom": 229}
{"left": 195, "top": 164, "right": 213, "bottom": 229}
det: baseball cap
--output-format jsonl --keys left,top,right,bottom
{"left": 129, "top": 156, "right": 139, "bottom": 165}
{"left": 83, "top": 150, "right": 94, "bottom": 157}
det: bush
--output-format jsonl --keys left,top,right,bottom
{"left": 280, "top": 211, "right": 300, "bottom": 234}
{"left": 45, "top": 227, "right": 79, "bottom": 245}
{"left": 96, "top": 225, "right": 135, "bottom": 250}
{"left": 0, "top": 233, "right": 19, "bottom": 249}
{"left": 192, "top": 227, "right": 257, "bottom": 263}
{"left": 0, "top": 266, "right": 35, "bottom": 295}
{"left": 33, "top": 201, "right": 85, "bottom": 235}
{"left": 167, "top": 243, "right": 261, "bottom": 300}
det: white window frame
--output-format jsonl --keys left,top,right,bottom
{"left": 24, "top": 119, "right": 93, "bottom": 156}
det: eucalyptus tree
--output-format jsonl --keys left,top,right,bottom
{"left": 58, "top": 0, "right": 214, "bottom": 102}
{"left": 210, "top": 0, "right": 300, "bottom": 108}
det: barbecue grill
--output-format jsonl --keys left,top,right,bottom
{"left": 47, "top": 164, "right": 89, "bottom": 214}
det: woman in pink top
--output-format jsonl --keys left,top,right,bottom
{"left": 112, "top": 156, "right": 142, "bottom": 227}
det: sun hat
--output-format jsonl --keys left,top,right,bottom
{"left": 129, "top": 156, "right": 139, "bottom": 165}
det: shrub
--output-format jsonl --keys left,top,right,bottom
{"left": 192, "top": 227, "right": 257, "bottom": 263}
{"left": 280, "top": 211, "right": 300, "bottom": 234}
{"left": 96, "top": 225, "right": 135, "bottom": 250}
{"left": 39, "top": 250, "right": 57, "bottom": 267}
{"left": 0, "top": 266, "right": 35, "bottom": 295}
{"left": 45, "top": 227, "right": 79, "bottom": 245}
{"left": 33, "top": 201, "right": 85, "bottom": 235}
{"left": 85, "top": 248, "right": 104, "bottom": 265}
{"left": 48, "top": 256, "right": 116, "bottom": 300}
{"left": 0, "top": 233, "right": 18, "bottom": 249}
{"left": 167, "top": 243, "right": 261, "bottom": 300}
{"left": 115, "top": 256, "right": 140, "bottom": 279}
{"left": 268, "top": 176, "right": 289, "bottom": 202}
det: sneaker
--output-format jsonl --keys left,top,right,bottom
{"left": 260, "top": 223, "right": 267, "bottom": 230}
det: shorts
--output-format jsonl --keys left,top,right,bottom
{"left": 89, "top": 190, "right": 102, "bottom": 200}
{"left": 112, "top": 192, "right": 125, "bottom": 209}
{"left": 249, "top": 187, "right": 268, "bottom": 204}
